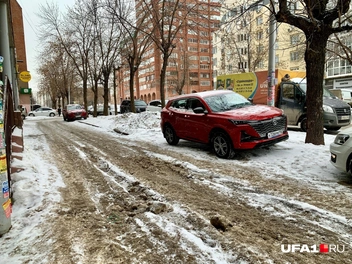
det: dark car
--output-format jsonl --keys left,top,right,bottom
{"left": 120, "top": 99, "right": 147, "bottom": 113}
{"left": 160, "top": 90, "right": 288, "bottom": 159}
{"left": 63, "top": 104, "right": 88, "bottom": 121}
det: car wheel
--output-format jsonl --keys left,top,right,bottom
{"left": 164, "top": 125, "right": 179, "bottom": 145}
{"left": 49, "top": 113, "right": 55, "bottom": 117}
{"left": 212, "top": 132, "right": 235, "bottom": 159}
{"left": 300, "top": 117, "right": 307, "bottom": 132}
{"left": 29, "top": 113, "right": 34, "bottom": 117}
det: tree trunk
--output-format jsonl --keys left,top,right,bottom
{"left": 129, "top": 66, "right": 135, "bottom": 112}
{"left": 160, "top": 53, "right": 168, "bottom": 108}
{"left": 83, "top": 78, "right": 88, "bottom": 110}
{"left": 304, "top": 33, "right": 328, "bottom": 145}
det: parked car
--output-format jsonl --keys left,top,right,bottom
{"left": 147, "top": 99, "right": 168, "bottom": 112}
{"left": 87, "top": 105, "right": 94, "bottom": 115}
{"left": 330, "top": 127, "right": 352, "bottom": 173}
{"left": 120, "top": 99, "right": 147, "bottom": 113}
{"left": 63, "top": 104, "right": 88, "bottom": 121}
{"left": 160, "top": 90, "right": 289, "bottom": 159}
{"left": 28, "top": 107, "right": 56, "bottom": 117}
{"left": 89, "top": 105, "right": 119, "bottom": 115}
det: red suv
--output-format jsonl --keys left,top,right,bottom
{"left": 63, "top": 104, "right": 88, "bottom": 121}
{"left": 161, "top": 90, "right": 288, "bottom": 158}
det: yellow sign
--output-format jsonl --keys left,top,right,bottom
{"left": 19, "top": 71, "right": 31, "bottom": 82}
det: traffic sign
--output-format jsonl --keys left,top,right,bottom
{"left": 19, "top": 71, "right": 31, "bottom": 82}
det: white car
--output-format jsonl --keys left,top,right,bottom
{"left": 28, "top": 107, "right": 57, "bottom": 117}
{"left": 146, "top": 100, "right": 168, "bottom": 112}
{"left": 330, "top": 126, "right": 352, "bottom": 173}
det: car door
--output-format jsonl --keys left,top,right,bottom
{"left": 169, "top": 98, "right": 189, "bottom": 138}
{"left": 279, "top": 83, "right": 303, "bottom": 125}
{"left": 182, "top": 98, "right": 209, "bottom": 143}
{"left": 35, "top": 107, "right": 46, "bottom": 116}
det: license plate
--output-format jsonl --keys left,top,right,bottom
{"left": 268, "top": 130, "right": 282, "bottom": 138}
{"left": 340, "top": 115, "right": 350, "bottom": 120}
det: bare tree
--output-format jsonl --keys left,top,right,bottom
{"left": 274, "top": 0, "right": 352, "bottom": 145}
{"left": 87, "top": 0, "right": 122, "bottom": 116}
{"left": 37, "top": 41, "right": 78, "bottom": 108}
{"left": 138, "top": 0, "right": 217, "bottom": 106}
{"left": 38, "top": 0, "right": 96, "bottom": 110}
{"left": 106, "top": 0, "right": 154, "bottom": 112}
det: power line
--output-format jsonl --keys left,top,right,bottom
{"left": 17, "top": 0, "right": 40, "bottom": 40}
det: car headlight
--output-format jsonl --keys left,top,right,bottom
{"left": 323, "top": 105, "right": 334, "bottom": 113}
{"left": 229, "top": 119, "right": 257, "bottom": 125}
{"left": 334, "top": 134, "right": 350, "bottom": 145}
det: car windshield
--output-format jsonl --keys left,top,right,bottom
{"left": 297, "top": 81, "right": 337, "bottom": 98}
{"left": 135, "top": 101, "right": 147, "bottom": 106}
{"left": 67, "top": 105, "right": 82, "bottom": 110}
{"left": 204, "top": 92, "right": 252, "bottom": 112}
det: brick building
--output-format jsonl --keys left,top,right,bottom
{"left": 118, "top": 0, "right": 221, "bottom": 103}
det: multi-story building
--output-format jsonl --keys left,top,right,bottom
{"left": 212, "top": 0, "right": 306, "bottom": 87}
{"left": 118, "top": 0, "right": 221, "bottom": 103}
{"left": 325, "top": 33, "right": 352, "bottom": 90}
{"left": 213, "top": 1, "right": 352, "bottom": 91}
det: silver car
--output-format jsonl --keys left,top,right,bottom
{"left": 28, "top": 107, "right": 57, "bottom": 117}
{"left": 330, "top": 126, "right": 352, "bottom": 173}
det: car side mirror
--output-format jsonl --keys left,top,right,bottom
{"left": 193, "top": 107, "right": 207, "bottom": 114}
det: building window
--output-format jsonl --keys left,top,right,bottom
{"left": 201, "top": 81, "right": 211, "bottom": 86}
{"left": 200, "top": 64, "right": 210, "bottom": 69}
{"left": 200, "top": 56, "right": 210, "bottom": 62}
{"left": 290, "top": 51, "right": 300, "bottom": 61}
{"left": 238, "top": 62, "right": 247, "bottom": 69}
{"left": 257, "top": 31, "right": 263, "bottom": 40}
{"left": 200, "top": 73, "right": 210, "bottom": 78}
{"left": 188, "top": 38, "right": 198, "bottom": 43}
{"left": 240, "top": 48, "right": 247, "bottom": 55}
{"left": 256, "top": 15, "right": 263, "bottom": 26}
{"left": 237, "top": 34, "right": 247, "bottom": 42}
{"left": 290, "top": 34, "right": 300, "bottom": 45}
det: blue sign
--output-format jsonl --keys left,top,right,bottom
{"left": 2, "top": 181, "right": 9, "bottom": 197}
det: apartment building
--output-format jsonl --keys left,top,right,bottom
{"left": 212, "top": 0, "right": 306, "bottom": 87}
{"left": 325, "top": 32, "right": 352, "bottom": 90}
{"left": 213, "top": 1, "right": 352, "bottom": 90}
{"left": 118, "top": 0, "right": 221, "bottom": 103}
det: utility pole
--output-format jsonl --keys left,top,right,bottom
{"left": 267, "top": 8, "right": 277, "bottom": 106}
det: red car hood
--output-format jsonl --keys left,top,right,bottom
{"left": 217, "top": 105, "right": 283, "bottom": 120}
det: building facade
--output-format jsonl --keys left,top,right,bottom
{"left": 118, "top": 0, "right": 221, "bottom": 103}
{"left": 213, "top": 0, "right": 352, "bottom": 91}
{"left": 212, "top": 0, "right": 307, "bottom": 89}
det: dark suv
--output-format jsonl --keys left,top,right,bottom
{"left": 120, "top": 99, "right": 147, "bottom": 113}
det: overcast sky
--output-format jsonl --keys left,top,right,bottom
{"left": 17, "top": 0, "right": 75, "bottom": 92}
